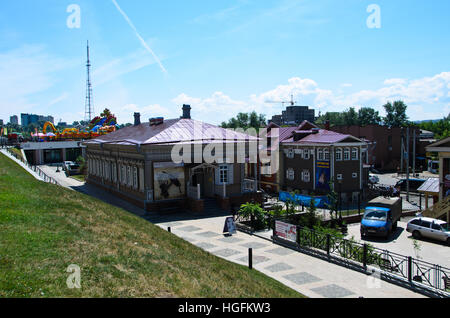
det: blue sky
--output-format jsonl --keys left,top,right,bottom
{"left": 1, "top": 0, "right": 449, "bottom": 125}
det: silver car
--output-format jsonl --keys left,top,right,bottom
{"left": 406, "top": 217, "right": 450, "bottom": 245}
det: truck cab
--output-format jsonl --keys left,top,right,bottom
{"left": 360, "top": 196, "right": 402, "bottom": 240}
{"left": 361, "top": 207, "right": 394, "bottom": 239}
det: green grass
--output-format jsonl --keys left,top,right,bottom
{"left": 0, "top": 153, "right": 303, "bottom": 298}
{"left": 69, "top": 174, "right": 86, "bottom": 182}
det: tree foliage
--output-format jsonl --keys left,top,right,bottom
{"left": 383, "top": 100, "right": 409, "bottom": 127}
{"left": 221, "top": 111, "right": 266, "bottom": 131}
{"left": 316, "top": 107, "right": 382, "bottom": 127}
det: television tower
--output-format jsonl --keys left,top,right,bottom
{"left": 84, "top": 41, "right": 94, "bottom": 122}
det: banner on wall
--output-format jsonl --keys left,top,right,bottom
{"left": 153, "top": 162, "right": 185, "bottom": 201}
{"left": 315, "top": 161, "right": 330, "bottom": 190}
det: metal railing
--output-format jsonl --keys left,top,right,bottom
{"left": 5, "top": 148, "right": 60, "bottom": 186}
{"left": 274, "top": 222, "right": 450, "bottom": 296}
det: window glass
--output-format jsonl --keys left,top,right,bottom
{"left": 420, "top": 220, "right": 431, "bottom": 228}
{"left": 431, "top": 223, "right": 442, "bottom": 231}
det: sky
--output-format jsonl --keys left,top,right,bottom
{"left": 0, "top": 0, "right": 449, "bottom": 126}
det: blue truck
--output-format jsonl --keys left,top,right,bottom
{"left": 360, "top": 197, "right": 403, "bottom": 239}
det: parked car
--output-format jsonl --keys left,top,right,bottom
{"left": 395, "top": 178, "right": 426, "bottom": 192}
{"left": 65, "top": 163, "right": 80, "bottom": 176}
{"left": 369, "top": 174, "right": 380, "bottom": 184}
{"left": 406, "top": 217, "right": 450, "bottom": 245}
{"left": 62, "top": 161, "right": 75, "bottom": 171}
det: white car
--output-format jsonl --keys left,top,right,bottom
{"left": 369, "top": 175, "right": 380, "bottom": 184}
{"left": 406, "top": 217, "right": 450, "bottom": 245}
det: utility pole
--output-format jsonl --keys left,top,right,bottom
{"left": 406, "top": 127, "right": 410, "bottom": 202}
{"left": 412, "top": 129, "right": 416, "bottom": 177}
{"left": 400, "top": 129, "right": 404, "bottom": 174}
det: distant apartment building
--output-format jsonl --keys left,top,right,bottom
{"left": 21, "top": 113, "right": 54, "bottom": 127}
{"left": 10, "top": 115, "right": 18, "bottom": 125}
{"left": 329, "top": 125, "right": 433, "bottom": 172}
{"left": 269, "top": 105, "right": 315, "bottom": 126}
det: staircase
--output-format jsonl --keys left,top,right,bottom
{"left": 422, "top": 195, "right": 450, "bottom": 220}
{"left": 203, "top": 198, "right": 224, "bottom": 214}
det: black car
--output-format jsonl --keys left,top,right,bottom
{"left": 395, "top": 178, "right": 426, "bottom": 192}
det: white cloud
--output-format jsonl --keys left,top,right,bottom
{"left": 172, "top": 72, "right": 450, "bottom": 124}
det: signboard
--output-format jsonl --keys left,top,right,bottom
{"left": 275, "top": 220, "right": 297, "bottom": 243}
{"left": 153, "top": 162, "right": 185, "bottom": 201}
{"left": 316, "top": 161, "right": 330, "bottom": 190}
{"left": 223, "top": 217, "right": 237, "bottom": 235}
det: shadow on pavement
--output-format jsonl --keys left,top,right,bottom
{"left": 360, "top": 227, "right": 405, "bottom": 243}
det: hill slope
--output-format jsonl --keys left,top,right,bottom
{"left": 0, "top": 153, "right": 302, "bottom": 298}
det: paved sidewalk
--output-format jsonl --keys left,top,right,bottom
{"left": 18, "top": 161, "right": 426, "bottom": 298}
{"left": 148, "top": 214, "right": 425, "bottom": 298}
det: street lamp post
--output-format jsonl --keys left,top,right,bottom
{"left": 338, "top": 179, "right": 342, "bottom": 222}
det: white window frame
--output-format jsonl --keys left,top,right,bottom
{"left": 286, "top": 148, "right": 294, "bottom": 159}
{"left": 302, "top": 170, "right": 310, "bottom": 182}
{"left": 318, "top": 148, "right": 324, "bottom": 161}
{"left": 127, "top": 166, "right": 131, "bottom": 187}
{"left": 352, "top": 172, "right": 358, "bottom": 178}
{"left": 336, "top": 148, "right": 342, "bottom": 161}
{"left": 352, "top": 147, "right": 359, "bottom": 160}
{"left": 133, "top": 166, "right": 138, "bottom": 189}
{"left": 303, "top": 149, "right": 310, "bottom": 160}
{"left": 344, "top": 148, "right": 350, "bottom": 161}
{"left": 286, "top": 168, "right": 295, "bottom": 181}
{"left": 337, "top": 174, "right": 343, "bottom": 180}
{"left": 324, "top": 148, "right": 330, "bottom": 161}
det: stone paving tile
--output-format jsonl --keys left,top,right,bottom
{"left": 264, "top": 262, "right": 294, "bottom": 273}
{"left": 214, "top": 249, "right": 243, "bottom": 257}
{"left": 265, "top": 247, "right": 295, "bottom": 256}
{"left": 196, "top": 242, "right": 217, "bottom": 250}
{"left": 180, "top": 236, "right": 197, "bottom": 243}
{"left": 217, "top": 236, "right": 244, "bottom": 244}
{"left": 240, "top": 242, "right": 270, "bottom": 249}
{"left": 197, "top": 231, "right": 221, "bottom": 238}
{"left": 283, "top": 272, "right": 321, "bottom": 285}
{"left": 176, "top": 226, "right": 202, "bottom": 232}
{"left": 161, "top": 221, "right": 184, "bottom": 227}
{"left": 237, "top": 255, "right": 271, "bottom": 265}
{"left": 310, "top": 284, "right": 355, "bottom": 298}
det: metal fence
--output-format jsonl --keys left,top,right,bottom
{"left": 274, "top": 221, "right": 450, "bottom": 296}
{"left": 5, "top": 148, "right": 60, "bottom": 186}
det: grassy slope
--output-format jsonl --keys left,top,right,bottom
{"left": 0, "top": 153, "right": 303, "bottom": 298}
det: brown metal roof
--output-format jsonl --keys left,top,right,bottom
{"left": 83, "top": 118, "right": 259, "bottom": 147}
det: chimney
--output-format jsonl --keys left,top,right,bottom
{"left": 182, "top": 104, "right": 191, "bottom": 119}
{"left": 134, "top": 112, "right": 141, "bottom": 126}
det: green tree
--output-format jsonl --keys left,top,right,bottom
{"left": 221, "top": 111, "right": 267, "bottom": 131}
{"left": 383, "top": 101, "right": 409, "bottom": 127}
{"left": 358, "top": 107, "right": 382, "bottom": 126}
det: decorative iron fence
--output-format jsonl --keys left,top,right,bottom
{"left": 5, "top": 148, "right": 60, "bottom": 186}
{"left": 274, "top": 221, "right": 450, "bottom": 296}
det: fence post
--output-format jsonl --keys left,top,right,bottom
{"left": 408, "top": 256, "right": 412, "bottom": 282}
{"left": 363, "top": 244, "right": 368, "bottom": 269}
{"left": 168, "top": 227, "right": 171, "bottom": 233}
{"left": 326, "top": 234, "right": 331, "bottom": 258}
{"left": 248, "top": 248, "right": 253, "bottom": 269}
